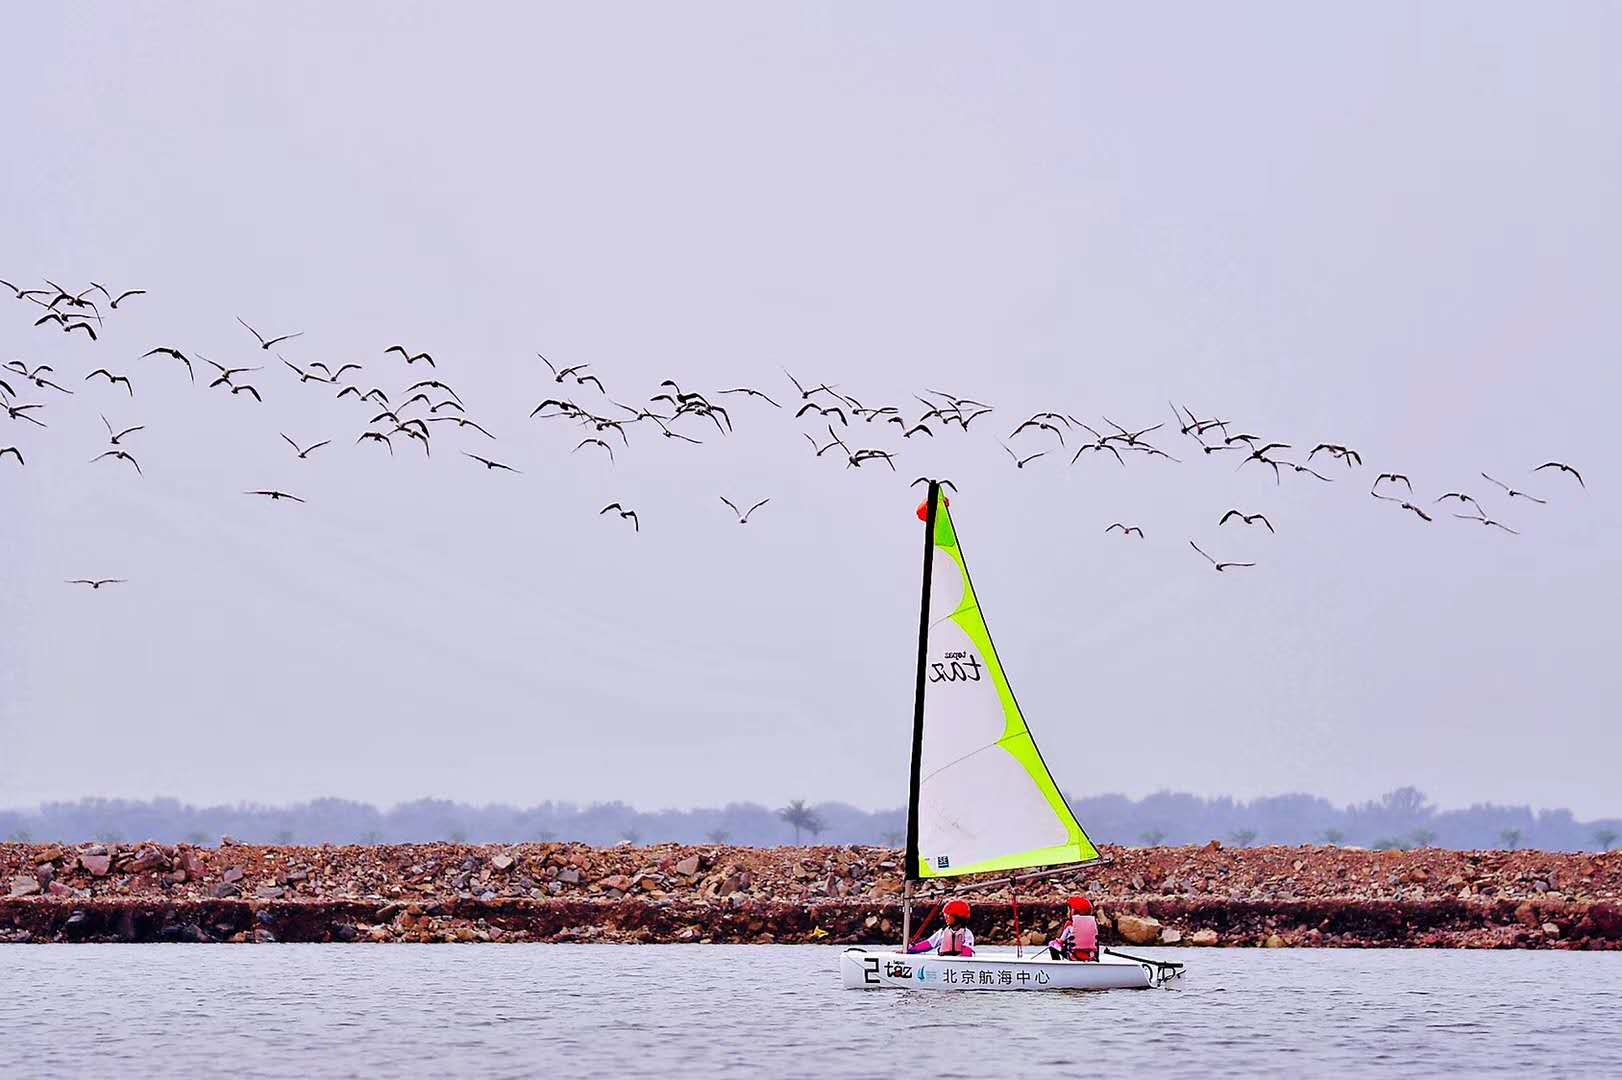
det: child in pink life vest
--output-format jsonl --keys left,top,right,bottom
{"left": 907, "top": 899, "right": 976, "bottom": 956}
{"left": 1048, "top": 896, "right": 1098, "bottom": 961}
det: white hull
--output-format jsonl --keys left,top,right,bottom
{"left": 841, "top": 947, "right": 1158, "bottom": 991}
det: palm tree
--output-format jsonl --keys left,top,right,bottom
{"left": 1498, "top": 828, "right": 1522, "bottom": 851}
{"left": 621, "top": 828, "right": 642, "bottom": 846}
{"left": 879, "top": 830, "right": 904, "bottom": 848}
{"left": 1594, "top": 828, "right": 1619, "bottom": 852}
{"left": 1371, "top": 837, "right": 1407, "bottom": 852}
{"left": 361, "top": 830, "right": 382, "bottom": 845}
{"left": 1228, "top": 828, "right": 1258, "bottom": 848}
{"left": 273, "top": 829, "right": 294, "bottom": 845}
{"left": 535, "top": 829, "right": 558, "bottom": 843}
{"left": 185, "top": 832, "right": 209, "bottom": 847}
{"left": 778, "top": 800, "right": 824, "bottom": 844}
{"left": 1410, "top": 828, "right": 1437, "bottom": 849}
{"left": 1321, "top": 828, "right": 1345, "bottom": 846}
{"left": 1139, "top": 828, "right": 1166, "bottom": 847}
{"left": 449, "top": 828, "right": 469, "bottom": 844}
{"left": 6, "top": 829, "right": 31, "bottom": 844}
{"left": 705, "top": 829, "right": 731, "bottom": 845}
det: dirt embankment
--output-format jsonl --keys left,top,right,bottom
{"left": 2, "top": 840, "right": 1618, "bottom": 948}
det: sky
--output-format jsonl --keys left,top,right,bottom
{"left": 2, "top": 2, "right": 1619, "bottom": 819}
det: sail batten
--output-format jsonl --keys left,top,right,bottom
{"left": 906, "top": 484, "right": 1098, "bottom": 881}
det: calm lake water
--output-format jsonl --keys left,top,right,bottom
{"left": 1, "top": 945, "right": 1618, "bottom": 1078}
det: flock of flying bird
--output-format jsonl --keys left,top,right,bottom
{"left": 0, "top": 274, "right": 1590, "bottom": 589}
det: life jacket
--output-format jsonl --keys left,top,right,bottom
{"left": 939, "top": 927, "right": 968, "bottom": 955}
{"left": 1070, "top": 914, "right": 1098, "bottom": 960}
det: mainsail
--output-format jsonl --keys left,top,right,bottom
{"left": 905, "top": 483, "right": 1099, "bottom": 880}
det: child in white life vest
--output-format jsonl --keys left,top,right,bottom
{"left": 907, "top": 898, "right": 976, "bottom": 956}
{"left": 1048, "top": 895, "right": 1098, "bottom": 960}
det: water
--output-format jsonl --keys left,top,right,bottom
{"left": 1, "top": 946, "right": 1617, "bottom": 1078}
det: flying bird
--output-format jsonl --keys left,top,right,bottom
{"left": 717, "top": 387, "right": 782, "bottom": 409}
{"left": 1481, "top": 472, "right": 1547, "bottom": 504}
{"left": 230, "top": 384, "right": 263, "bottom": 403}
{"left": 1372, "top": 473, "right": 1413, "bottom": 494}
{"left": 204, "top": 358, "right": 262, "bottom": 387}
{"left": 66, "top": 578, "right": 125, "bottom": 589}
{"left": 1532, "top": 461, "right": 1583, "bottom": 488}
{"left": 1189, "top": 541, "right": 1255, "bottom": 572}
{"left": 0, "top": 446, "right": 23, "bottom": 465}
{"left": 574, "top": 438, "right": 615, "bottom": 463}
{"left": 385, "top": 345, "right": 435, "bottom": 367}
{"left": 237, "top": 316, "right": 303, "bottom": 350}
{"left": 356, "top": 431, "right": 394, "bottom": 454}
{"left": 1435, "top": 492, "right": 1482, "bottom": 512}
{"left": 142, "top": 347, "right": 195, "bottom": 382}
{"left": 425, "top": 415, "right": 495, "bottom": 439}
{"left": 1002, "top": 445, "right": 1045, "bottom": 469}
{"left": 1220, "top": 510, "right": 1275, "bottom": 533}
{"left": 720, "top": 496, "right": 770, "bottom": 523}
{"left": 85, "top": 369, "right": 134, "bottom": 395}
{"left": 102, "top": 415, "right": 144, "bottom": 444}
{"left": 1309, "top": 443, "right": 1363, "bottom": 467}
{"left": 1372, "top": 492, "right": 1433, "bottom": 521}
{"left": 245, "top": 489, "right": 306, "bottom": 503}
{"left": 847, "top": 448, "right": 897, "bottom": 471}
{"left": 795, "top": 401, "right": 848, "bottom": 426}
{"left": 1453, "top": 511, "right": 1519, "bottom": 534}
{"left": 1105, "top": 523, "right": 1144, "bottom": 538}
{"left": 283, "top": 359, "right": 335, "bottom": 384}
{"left": 599, "top": 503, "right": 640, "bottom": 531}
{"left": 89, "top": 283, "right": 146, "bottom": 308}
{"left": 91, "top": 449, "right": 142, "bottom": 475}
{"left": 406, "top": 379, "right": 461, "bottom": 405}
{"left": 281, "top": 434, "right": 331, "bottom": 459}
{"left": 464, "top": 452, "right": 519, "bottom": 473}
{"left": 4, "top": 402, "right": 47, "bottom": 427}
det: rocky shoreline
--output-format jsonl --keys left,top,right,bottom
{"left": 3, "top": 841, "right": 1618, "bottom": 948}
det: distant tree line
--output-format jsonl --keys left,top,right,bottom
{"left": 1, "top": 787, "right": 1617, "bottom": 852}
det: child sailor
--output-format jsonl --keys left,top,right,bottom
{"left": 907, "top": 899, "right": 976, "bottom": 956}
{"left": 1048, "top": 896, "right": 1099, "bottom": 961}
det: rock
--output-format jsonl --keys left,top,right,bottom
{"left": 256, "top": 886, "right": 286, "bottom": 900}
{"left": 1264, "top": 933, "right": 1287, "bottom": 948}
{"left": 491, "top": 854, "right": 515, "bottom": 872}
{"left": 222, "top": 867, "right": 245, "bottom": 884}
{"left": 674, "top": 855, "right": 701, "bottom": 878}
{"left": 1160, "top": 928, "right": 1183, "bottom": 944}
{"left": 1115, "top": 913, "right": 1163, "bottom": 945}
{"left": 8, "top": 875, "right": 40, "bottom": 897}
{"left": 598, "top": 874, "right": 631, "bottom": 893}
{"left": 558, "top": 867, "right": 580, "bottom": 885}
{"left": 1190, "top": 929, "right": 1220, "bottom": 946}
{"left": 211, "top": 882, "right": 241, "bottom": 899}
{"left": 123, "top": 848, "right": 169, "bottom": 874}
{"left": 80, "top": 854, "right": 111, "bottom": 877}
{"left": 1541, "top": 922, "right": 1560, "bottom": 937}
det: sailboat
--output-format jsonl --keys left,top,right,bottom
{"left": 841, "top": 481, "right": 1183, "bottom": 991}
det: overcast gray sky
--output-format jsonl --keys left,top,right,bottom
{"left": 3, "top": 2, "right": 1618, "bottom": 820}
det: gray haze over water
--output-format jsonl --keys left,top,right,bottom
{"left": 2, "top": 4, "right": 1619, "bottom": 818}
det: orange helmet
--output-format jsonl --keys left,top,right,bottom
{"left": 915, "top": 495, "right": 950, "bottom": 522}
{"left": 943, "top": 898, "right": 971, "bottom": 920}
{"left": 1067, "top": 896, "right": 1092, "bottom": 914}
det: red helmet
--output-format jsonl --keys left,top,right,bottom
{"left": 1067, "top": 896, "right": 1092, "bottom": 914}
{"left": 943, "top": 898, "right": 971, "bottom": 920}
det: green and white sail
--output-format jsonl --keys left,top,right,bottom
{"left": 906, "top": 484, "right": 1099, "bottom": 880}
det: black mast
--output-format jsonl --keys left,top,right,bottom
{"left": 903, "top": 480, "right": 939, "bottom": 883}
